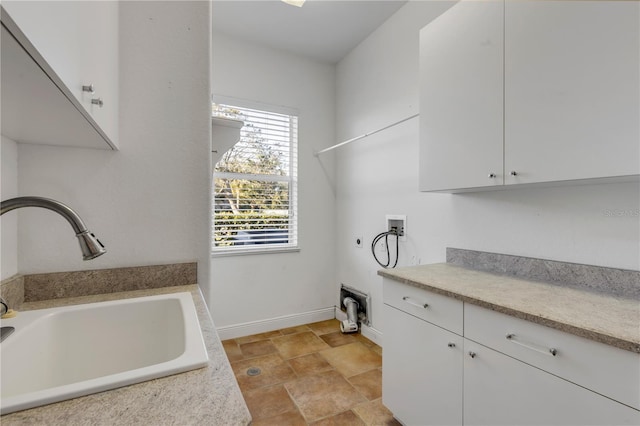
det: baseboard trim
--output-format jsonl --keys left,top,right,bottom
{"left": 216, "top": 307, "right": 336, "bottom": 340}
{"left": 361, "top": 323, "right": 383, "bottom": 346}
{"left": 335, "top": 309, "right": 383, "bottom": 346}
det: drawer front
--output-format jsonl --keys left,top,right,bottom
{"left": 383, "top": 278, "right": 463, "bottom": 335}
{"left": 464, "top": 303, "right": 640, "bottom": 410}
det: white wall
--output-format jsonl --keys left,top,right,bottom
{"left": 1, "top": 136, "right": 19, "bottom": 280}
{"left": 210, "top": 32, "right": 336, "bottom": 328}
{"left": 15, "top": 2, "right": 212, "bottom": 293}
{"left": 335, "top": 1, "right": 640, "bottom": 332}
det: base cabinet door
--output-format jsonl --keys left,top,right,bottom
{"left": 382, "top": 304, "right": 463, "bottom": 426}
{"left": 463, "top": 341, "right": 640, "bottom": 426}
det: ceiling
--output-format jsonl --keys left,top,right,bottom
{"left": 212, "top": 0, "right": 408, "bottom": 64}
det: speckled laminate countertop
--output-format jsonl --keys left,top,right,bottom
{"left": 379, "top": 264, "right": 640, "bottom": 354}
{"left": 1, "top": 285, "right": 252, "bottom": 425}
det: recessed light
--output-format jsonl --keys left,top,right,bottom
{"left": 282, "top": 0, "right": 306, "bottom": 7}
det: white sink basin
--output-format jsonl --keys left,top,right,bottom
{"left": 0, "top": 292, "right": 208, "bottom": 414}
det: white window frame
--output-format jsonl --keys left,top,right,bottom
{"left": 211, "top": 96, "right": 299, "bottom": 256}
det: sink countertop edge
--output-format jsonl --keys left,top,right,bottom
{"left": 1, "top": 284, "right": 252, "bottom": 425}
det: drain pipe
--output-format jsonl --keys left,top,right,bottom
{"left": 340, "top": 297, "right": 359, "bottom": 334}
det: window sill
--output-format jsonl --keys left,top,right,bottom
{"left": 211, "top": 246, "right": 300, "bottom": 258}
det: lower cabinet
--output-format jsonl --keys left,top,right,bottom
{"left": 382, "top": 304, "right": 463, "bottom": 426}
{"left": 464, "top": 340, "right": 640, "bottom": 426}
{"left": 382, "top": 279, "right": 640, "bottom": 425}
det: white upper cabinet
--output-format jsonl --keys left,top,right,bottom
{"left": 504, "top": 1, "right": 639, "bottom": 185}
{"left": 419, "top": 0, "right": 640, "bottom": 192}
{"left": 1, "top": 1, "right": 118, "bottom": 149}
{"left": 419, "top": 1, "right": 504, "bottom": 191}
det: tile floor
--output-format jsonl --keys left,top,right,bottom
{"left": 222, "top": 319, "right": 401, "bottom": 425}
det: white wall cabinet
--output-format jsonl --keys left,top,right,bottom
{"left": 419, "top": 0, "right": 639, "bottom": 192}
{"left": 504, "top": 1, "right": 639, "bottom": 185}
{"left": 1, "top": 1, "right": 118, "bottom": 149}
{"left": 382, "top": 278, "right": 640, "bottom": 425}
{"left": 419, "top": 1, "right": 504, "bottom": 191}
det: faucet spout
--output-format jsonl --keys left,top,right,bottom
{"left": 0, "top": 196, "right": 106, "bottom": 260}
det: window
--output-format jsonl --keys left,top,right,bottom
{"left": 212, "top": 101, "right": 298, "bottom": 254}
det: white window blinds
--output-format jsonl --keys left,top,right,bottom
{"left": 212, "top": 103, "right": 298, "bottom": 253}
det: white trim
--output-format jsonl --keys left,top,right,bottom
{"left": 335, "top": 309, "right": 383, "bottom": 346}
{"left": 212, "top": 94, "right": 299, "bottom": 117}
{"left": 216, "top": 307, "right": 335, "bottom": 340}
{"left": 361, "top": 323, "right": 383, "bottom": 346}
{"left": 212, "top": 246, "right": 300, "bottom": 257}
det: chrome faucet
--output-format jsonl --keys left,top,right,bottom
{"left": 0, "top": 196, "right": 106, "bottom": 260}
{"left": 0, "top": 297, "right": 7, "bottom": 317}
{"left": 1, "top": 296, "right": 15, "bottom": 341}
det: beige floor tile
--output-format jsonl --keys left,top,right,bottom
{"left": 231, "top": 320, "right": 386, "bottom": 426}
{"left": 320, "top": 342, "right": 382, "bottom": 378}
{"left": 354, "top": 335, "right": 383, "bottom": 356}
{"left": 244, "top": 384, "right": 297, "bottom": 420}
{"left": 288, "top": 353, "right": 334, "bottom": 377}
{"left": 231, "top": 353, "right": 297, "bottom": 391}
{"left": 240, "top": 339, "right": 277, "bottom": 358}
{"left": 281, "top": 325, "right": 312, "bottom": 335}
{"left": 320, "top": 331, "right": 361, "bottom": 348}
{"left": 285, "top": 370, "right": 367, "bottom": 423}
{"left": 272, "top": 331, "right": 331, "bottom": 359}
{"left": 308, "top": 319, "right": 342, "bottom": 336}
{"left": 348, "top": 369, "right": 382, "bottom": 401}
{"left": 355, "top": 334, "right": 381, "bottom": 350}
{"left": 221, "top": 339, "right": 244, "bottom": 362}
{"left": 252, "top": 410, "right": 308, "bottom": 426}
{"left": 310, "top": 410, "right": 366, "bottom": 426}
{"left": 234, "top": 330, "right": 283, "bottom": 345}
{"left": 370, "top": 345, "right": 382, "bottom": 357}
{"left": 352, "top": 399, "right": 401, "bottom": 426}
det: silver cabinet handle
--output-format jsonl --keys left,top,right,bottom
{"left": 488, "top": 173, "right": 497, "bottom": 178}
{"left": 506, "top": 333, "right": 557, "bottom": 356}
{"left": 510, "top": 171, "right": 518, "bottom": 176}
{"left": 468, "top": 351, "right": 477, "bottom": 358}
{"left": 91, "top": 98, "right": 104, "bottom": 108}
{"left": 402, "top": 296, "right": 428, "bottom": 309}
{"left": 82, "top": 84, "right": 95, "bottom": 94}
{"left": 447, "top": 342, "right": 456, "bottom": 348}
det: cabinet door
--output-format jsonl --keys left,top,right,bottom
{"left": 1, "top": 25, "right": 110, "bottom": 149}
{"left": 76, "top": 0, "right": 119, "bottom": 146}
{"left": 3, "top": 1, "right": 119, "bottom": 148}
{"left": 382, "top": 304, "right": 463, "bottom": 426}
{"left": 2, "top": 1, "right": 82, "bottom": 99}
{"left": 419, "top": 1, "right": 504, "bottom": 191}
{"left": 464, "top": 302, "right": 640, "bottom": 410}
{"left": 504, "top": 1, "right": 640, "bottom": 184}
{"left": 464, "top": 341, "right": 640, "bottom": 426}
